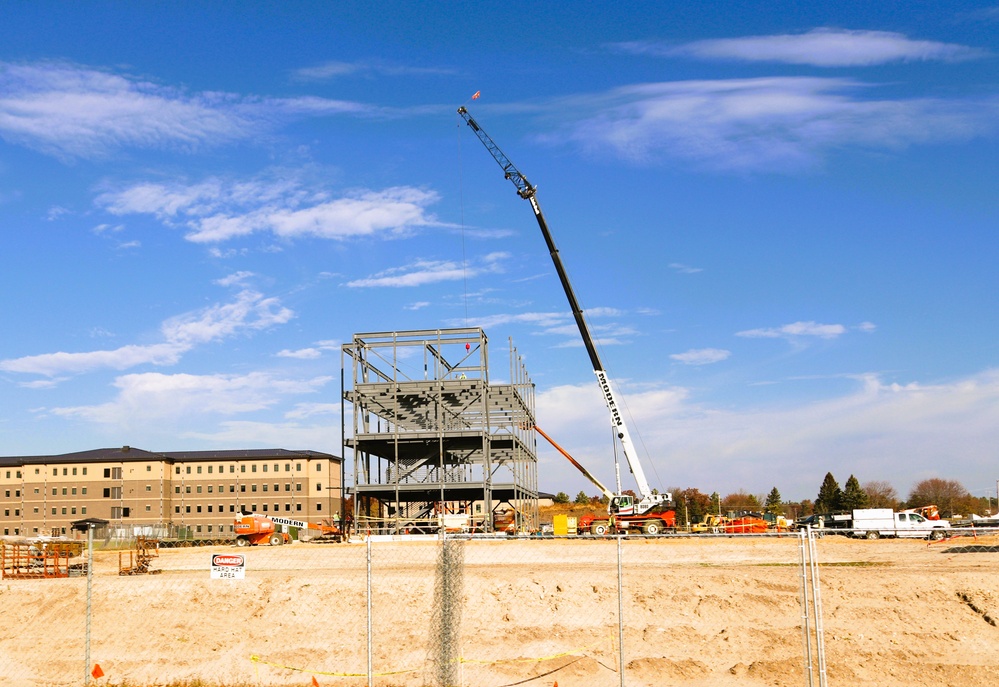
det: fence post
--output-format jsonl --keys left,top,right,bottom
{"left": 84, "top": 524, "right": 94, "bottom": 687}
{"left": 616, "top": 535, "right": 625, "bottom": 687}
{"left": 366, "top": 536, "right": 373, "bottom": 687}
{"left": 798, "top": 528, "right": 814, "bottom": 687}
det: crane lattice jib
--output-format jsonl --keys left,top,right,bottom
{"left": 457, "top": 107, "right": 535, "bottom": 200}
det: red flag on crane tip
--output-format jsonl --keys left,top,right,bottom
{"left": 471, "top": 90, "right": 481, "bottom": 100}
{"left": 312, "top": 676, "right": 320, "bottom": 687}
{"left": 91, "top": 664, "right": 104, "bottom": 679}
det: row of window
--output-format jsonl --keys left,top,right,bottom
{"left": 175, "top": 502, "right": 322, "bottom": 514}
{"left": 3, "top": 500, "right": 325, "bottom": 519}
{"left": 3, "top": 482, "right": 324, "bottom": 500}
{"left": 176, "top": 462, "right": 322, "bottom": 475}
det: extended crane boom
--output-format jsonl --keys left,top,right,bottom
{"left": 458, "top": 106, "right": 671, "bottom": 514}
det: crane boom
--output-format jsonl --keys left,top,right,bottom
{"left": 458, "top": 106, "right": 668, "bottom": 509}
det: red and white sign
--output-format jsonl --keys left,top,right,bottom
{"left": 211, "top": 553, "right": 245, "bottom": 579}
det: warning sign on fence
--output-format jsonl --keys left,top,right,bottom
{"left": 211, "top": 554, "right": 245, "bottom": 579}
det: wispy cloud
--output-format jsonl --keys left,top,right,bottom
{"left": 669, "top": 262, "right": 702, "bottom": 274}
{"left": 613, "top": 29, "right": 987, "bottom": 67}
{"left": 49, "top": 371, "right": 332, "bottom": 425}
{"left": 1, "top": 289, "right": 293, "bottom": 378}
{"left": 276, "top": 340, "right": 339, "bottom": 359}
{"left": 293, "top": 59, "right": 456, "bottom": 81}
{"left": 670, "top": 348, "right": 731, "bottom": 365}
{"left": 736, "top": 321, "right": 846, "bottom": 340}
{"left": 345, "top": 252, "right": 508, "bottom": 288}
{"left": 96, "top": 174, "right": 444, "bottom": 244}
{"left": 543, "top": 78, "right": 999, "bottom": 170}
{"left": 0, "top": 62, "right": 382, "bottom": 160}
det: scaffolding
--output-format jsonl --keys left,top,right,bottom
{"left": 342, "top": 328, "right": 538, "bottom": 534}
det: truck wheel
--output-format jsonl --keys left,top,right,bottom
{"left": 591, "top": 522, "right": 609, "bottom": 536}
{"left": 268, "top": 534, "right": 283, "bottom": 546}
{"left": 865, "top": 531, "right": 879, "bottom": 540}
{"left": 235, "top": 536, "right": 249, "bottom": 547}
{"left": 931, "top": 529, "right": 947, "bottom": 540}
{"left": 643, "top": 521, "right": 662, "bottom": 536}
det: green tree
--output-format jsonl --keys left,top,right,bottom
{"left": 573, "top": 491, "right": 590, "bottom": 505}
{"left": 710, "top": 492, "right": 721, "bottom": 515}
{"left": 674, "top": 487, "right": 712, "bottom": 527}
{"left": 764, "top": 487, "right": 783, "bottom": 515}
{"left": 553, "top": 491, "right": 570, "bottom": 504}
{"left": 840, "top": 475, "right": 868, "bottom": 511}
{"left": 815, "top": 472, "right": 842, "bottom": 513}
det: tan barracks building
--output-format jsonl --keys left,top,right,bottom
{"left": 0, "top": 446, "right": 343, "bottom": 539}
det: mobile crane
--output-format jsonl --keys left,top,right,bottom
{"left": 458, "top": 106, "right": 675, "bottom": 535}
{"left": 233, "top": 512, "right": 342, "bottom": 546}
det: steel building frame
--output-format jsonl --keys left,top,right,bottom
{"left": 342, "top": 328, "right": 538, "bottom": 534}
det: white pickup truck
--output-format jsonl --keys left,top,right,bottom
{"left": 851, "top": 508, "right": 951, "bottom": 540}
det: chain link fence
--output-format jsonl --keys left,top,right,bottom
{"left": 1, "top": 527, "right": 998, "bottom": 687}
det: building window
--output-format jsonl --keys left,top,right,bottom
{"left": 186, "top": 486, "right": 191, "bottom": 494}
{"left": 52, "top": 488, "right": 57, "bottom": 496}
{"left": 175, "top": 487, "right": 181, "bottom": 494}
{"left": 197, "top": 486, "right": 202, "bottom": 494}
{"left": 316, "top": 503, "right": 322, "bottom": 511}
{"left": 296, "top": 483, "right": 302, "bottom": 492}
{"left": 316, "top": 464, "right": 321, "bottom": 472}
{"left": 72, "top": 467, "right": 77, "bottom": 475}
{"left": 147, "top": 465, "right": 152, "bottom": 472}
{"left": 71, "top": 488, "right": 76, "bottom": 495}
{"left": 240, "top": 485, "right": 246, "bottom": 493}
{"left": 285, "top": 483, "right": 291, "bottom": 492}
{"left": 186, "top": 506, "right": 191, "bottom": 514}
{"left": 296, "top": 503, "right": 302, "bottom": 512}
{"left": 176, "top": 467, "right": 181, "bottom": 474}
{"left": 230, "top": 505, "right": 235, "bottom": 513}
{"left": 296, "top": 463, "right": 302, "bottom": 471}
{"left": 229, "top": 485, "right": 235, "bottom": 493}
{"left": 262, "top": 504, "right": 268, "bottom": 512}
{"left": 145, "top": 485, "right": 152, "bottom": 492}
{"left": 196, "top": 525, "right": 202, "bottom": 534}
{"left": 207, "top": 525, "right": 213, "bottom": 533}
{"left": 208, "top": 486, "right": 213, "bottom": 493}
{"left": 62, "top": 508, "right": 67, "bottom": 515}
{"left": 82, "top": 467, "right": 87, "bottom": 475}
{"left": 145, "top": 505, "right": 151, "bottom": 512}
{"left": 273, "top": 484, "right": 279, "bottom": 492}
{"left": 251, "top": 485, "right": 257, "bottom": 493}
{"left": 240, "top": 465, "right": 246, "bottom": 473}
{"left": 316, "top": 483, "right": 322, "bottom": 492}
{"left": 263, "top": 464, "right": 268, "bottom": 473}
{"left": 219, "top": 465, "right": 224, "bottom": 474}
{"left": 252, "top": 465, "right": 257, "bottom": 473}
{"left": 81, "top": 507, "right": 87, "bottom": 514}
{"left": 175, "top": 506, "right": 180, "bottom": 514}
{"left": 62, "top": 488, "right": 67, "bottom": 495}
{"left": 52, "top": 508, "right": 57, "bottom": 515}
{"left": 197, "top": 466, "right": 202, "bottom": 474}
{"left": 207, "top": 466, "right": 213, "bottom": 474}
{"left": 82, "top": 488, "right": 87, "bottom": 495}
{"left": 262, "top": 484, "right": 268, "bottom": 492}
{"left": 285, "top": 503, "right": 291, "bottom": 512}
{"left": 285, "top": 464, "right": 291, "bottom": 472}
{"left": 273, "top": 464, "right": 279, "bottom": 472}
{"left": 71, "top": 508, "right": 77, "bottom": 515}
{"left": 186, "top": 467, "right": 191, "bottom": 474}
{"left": 63, "top": 468, "right": 68, "bottom": 476}
{"left": 230, "top": 465, "right": 235, "bottom": 473}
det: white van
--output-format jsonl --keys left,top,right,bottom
{"left": 851, "top": 508, "right": 951, "bottom": 540}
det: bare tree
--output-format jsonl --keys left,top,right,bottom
{"left": 906, "top": 478, "right": 970, "bottom": 517}
{"left": 862, "top": 480, "right": 899, "bottom": 510}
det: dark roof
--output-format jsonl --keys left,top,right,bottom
{"left": 0, "top": 447, "right": 340, "bottom": 468}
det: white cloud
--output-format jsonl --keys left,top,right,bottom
{"left": 670, "top": 348, "right": 731, "bottom": 365}
{"left": 97, "top": 176, "right": 442, "bottom": 244}
{"left": 292, "top": 60, "right": 456, "bottom": 81}
{"left": 276, "top": 340, "right": 339, "bottom": 359}
{"left": 669, "top": 263, "right": 703, "bottom": 274}
{"left": 737, "top": 321, "right": 847, "bottom": 340}
{"left": 346, "top": 253, "right": 507, "bottom": 288}
{"left": 1, "top": 289, "right": 293, "bottom": 378}
{"left": 615, "top": 29, "right": 987, "bottom": 66}
{"left": 49, "top": 371, "right": 332, "bottom": 425}
{"left": 547, "top": 78, "right": 999, "bottom": 170}
{"left": 0, "top": 62, "right": 380, "bottom": 160}
{"left": 535, "top": 369, "right": 999, "bottom": 500}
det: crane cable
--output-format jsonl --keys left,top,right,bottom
{"left": 455, "top": 111, "right": 470, "bottom": 327}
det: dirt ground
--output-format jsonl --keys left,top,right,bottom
{"left": 1, "top": 533, "right": 997, "bottom": 687}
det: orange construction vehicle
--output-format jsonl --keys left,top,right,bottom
{"left": 234, "top": 513, "right": 342, "bottom": 547}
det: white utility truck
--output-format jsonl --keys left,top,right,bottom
{"left": 851, "top": 508, "right": 951, "bottom": 540}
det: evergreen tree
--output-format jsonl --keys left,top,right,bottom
{"left": 553, "top": 492, "right": 570, "bottom": 504}
{"left": 840, "top": 475, "right": 868, "bottom": 511}
{"left": 764, "top": 487, "right": 783, "bottom": 515}
{"left": 710, "top": 491, "right": 721, "bottom": 515}
{"left": 573, "top": 491, "right": 590, "bottom": 505}
{"left": 815, "top": 472, "right": 842, "bottom": 513}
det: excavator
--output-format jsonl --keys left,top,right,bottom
{"left": 459, "top": 107, "right": 675, "bottom": 535}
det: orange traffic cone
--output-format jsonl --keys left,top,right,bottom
{"left": 91, "top": 664, "right": 104, "bottom": 679}
{"left": 311, "top": 676, "right": 320, "bottom": 687}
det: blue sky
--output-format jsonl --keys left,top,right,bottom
{"left": 1, "top": 2, "right": 997, "bottom": 503}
